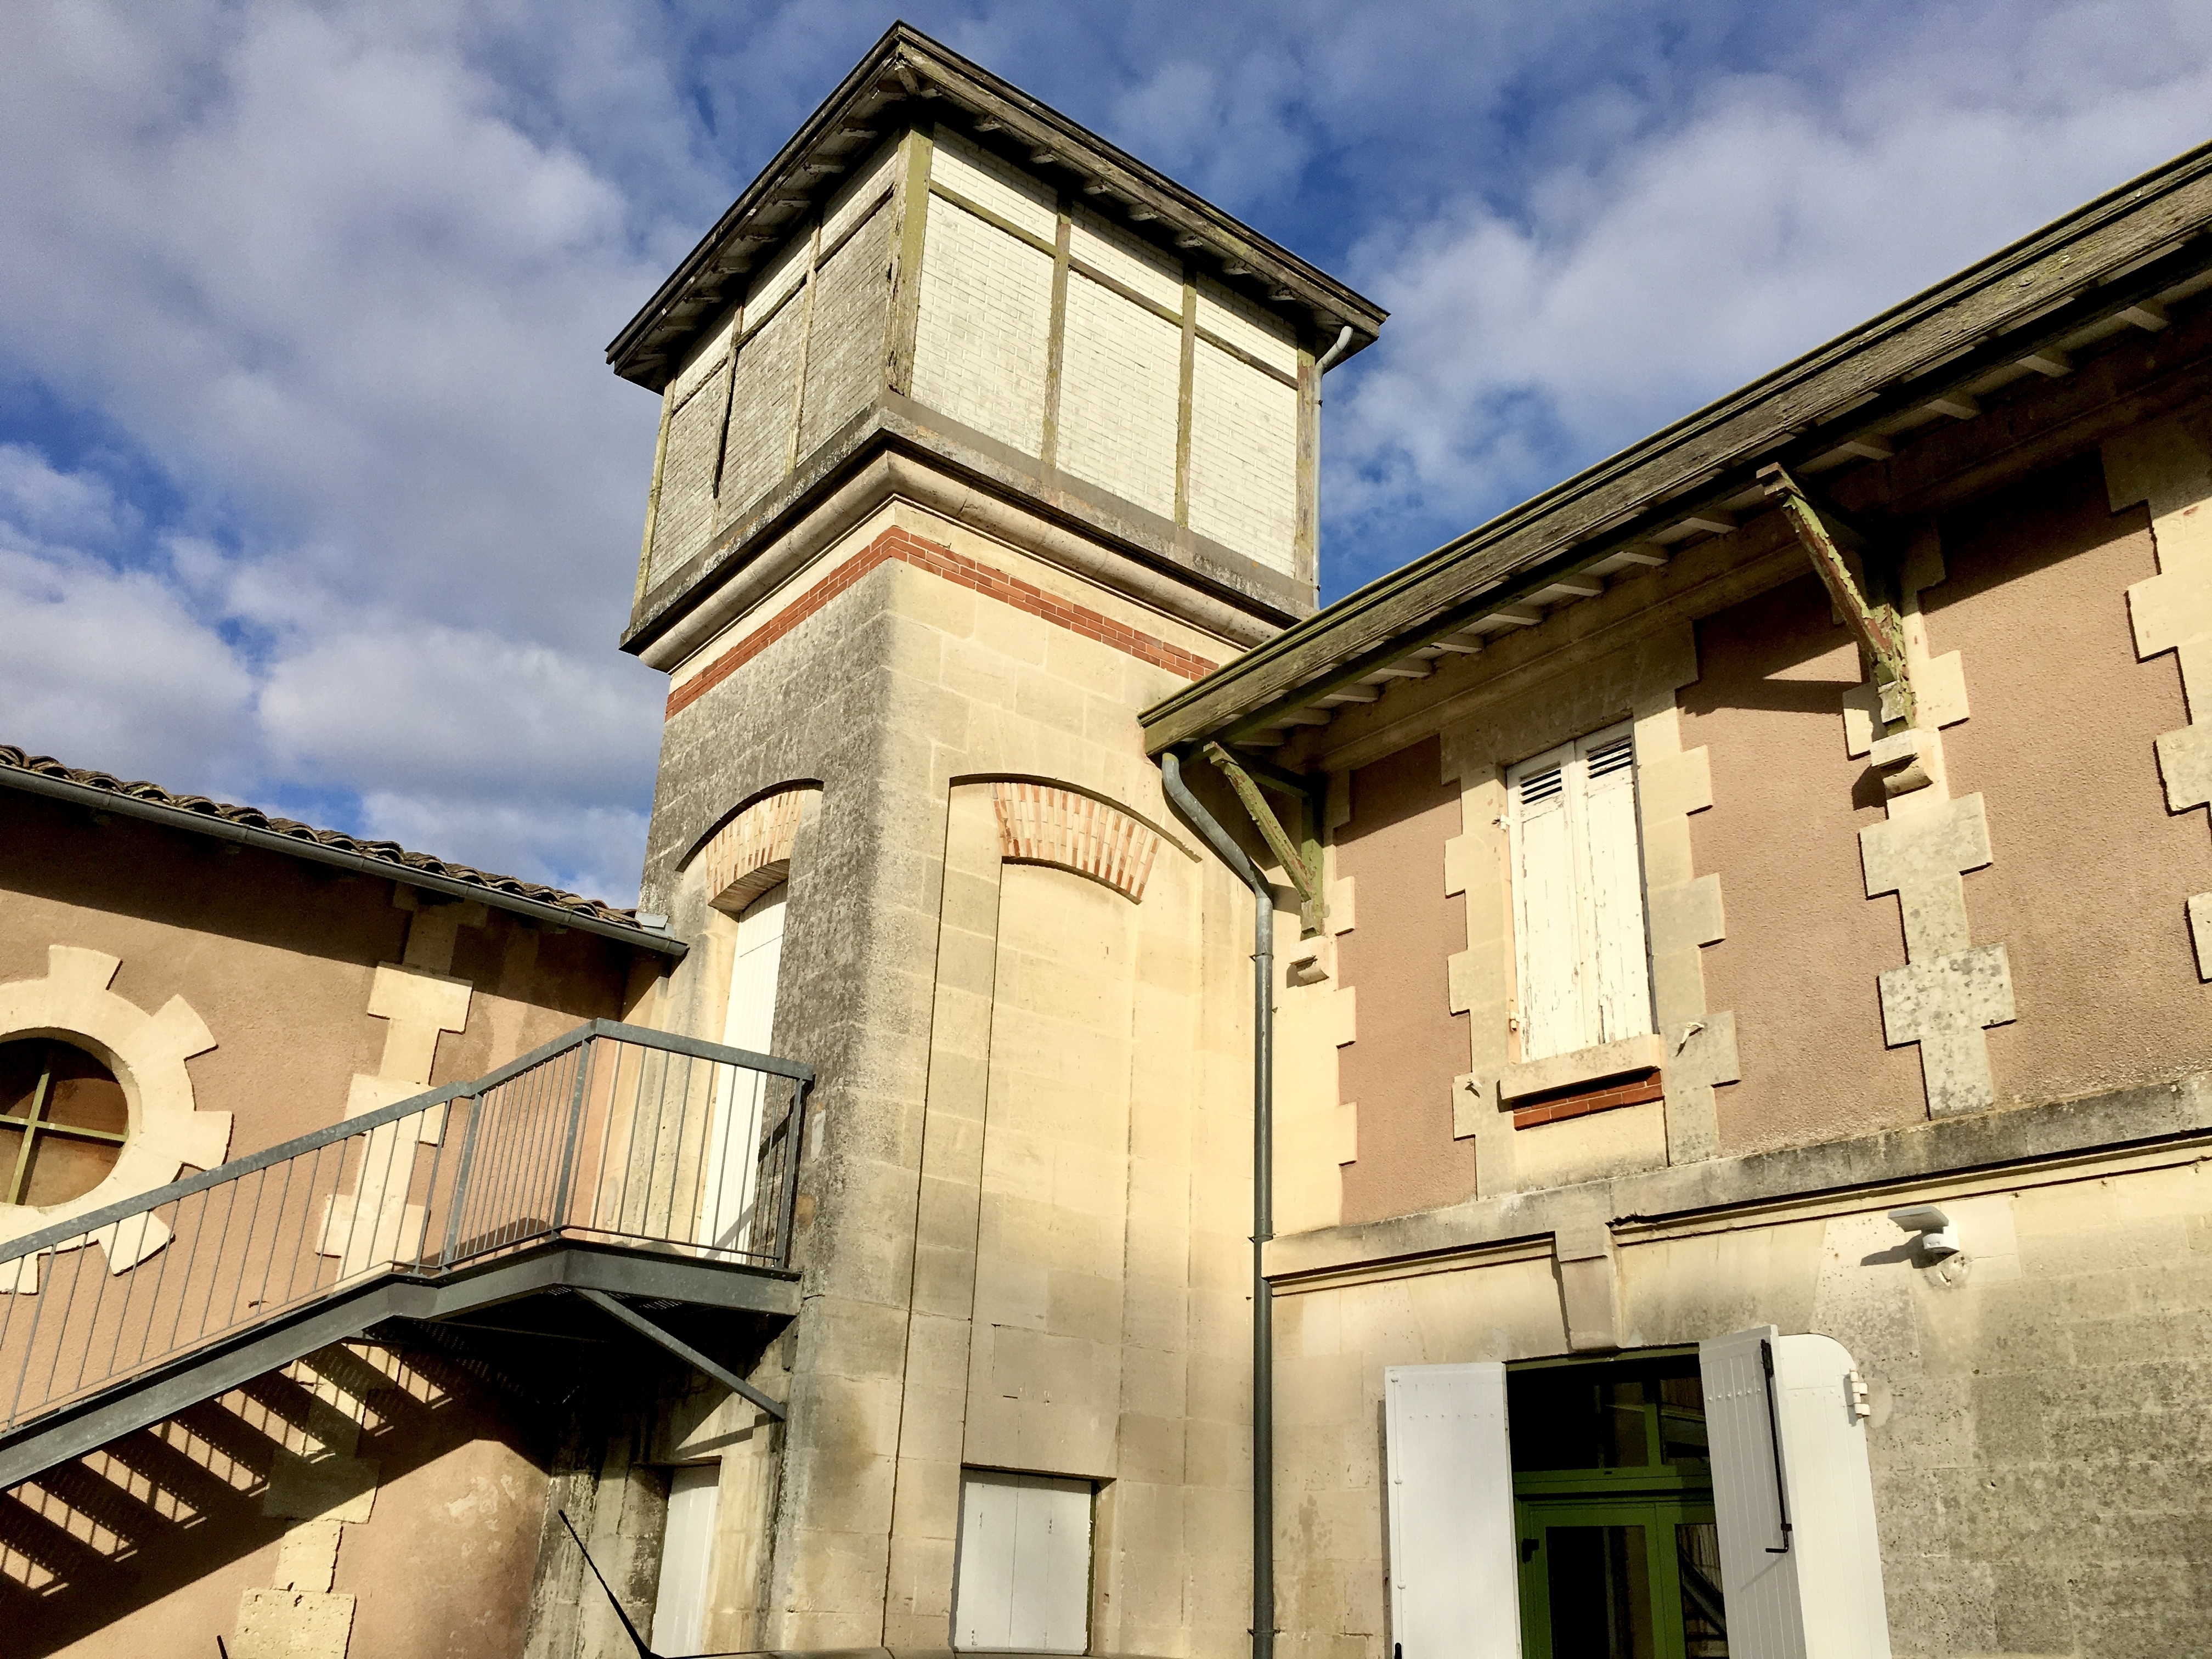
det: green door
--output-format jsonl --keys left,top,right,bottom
{"left": 1514, "top": 1495, "right": 1726, "bottom": 1659}
{"left": 1506, "top": 1353, "right": 1728, "bottom": 1659}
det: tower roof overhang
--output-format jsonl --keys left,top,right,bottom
{"left": 605, "top": 22, "right": 1386, "bottom": 392}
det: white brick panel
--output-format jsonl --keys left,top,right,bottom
{"left": 1197, "top": 276, "right": 1297, "bottom": 376}
{"left": 719, "top": 297, "right": 804, "bottom": 522}
{"left": 647, "top": 369, "right": 729, "bottom": 587}
{"left": 747, "top": 229, "right": 811, "bottom": 317}
{"left": 665, "top": 311, "right": 737, "bottom": 404}
{"left": 912, "top": 200, "right": 1053, "bottom": 458}
{"left": 1187, "top": 343, "right": 1298, "bottom": 571}
{"left": 800, "top": 208, "right": 890, "bottom": 455}
{"left": 1070, "top": 209, "right": 1182, "bottom": 312}
{"left": 1056, "top": 273, "right": 1180, "bottom": 519}
{"left": 929, "top": 127, "right": 1057, "bottom": 239}
{"left": 822, "top": 138, "right": 898, "bottom": 245}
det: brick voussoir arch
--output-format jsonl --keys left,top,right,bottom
{"left": 683, "top": 782, "right": 823, "bottom": 912}
{"left": 990, "top": 780, "right": 1165, "bottom": 902}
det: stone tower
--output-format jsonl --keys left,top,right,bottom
{"left": 601, "top": 25, "right": 1383, "bottom": 1657}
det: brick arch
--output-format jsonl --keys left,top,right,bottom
{"left": 689, "top": 784, "right": 821, "bottom": 913}
{"left": 991, "top": 781, "right": 1161, "bottom": 902}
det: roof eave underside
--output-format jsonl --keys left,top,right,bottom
{"left": 1142, "top": 134, "right": 2212, "bottom": 756}
{"left": 607, "top": 22, "right": 1386, "bottom": 390}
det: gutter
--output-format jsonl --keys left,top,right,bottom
{"left": 1159, "top": 748, "right": 1276, "bottom": 1659}
{"left": 0, "top": 766, "right": 686, "bottom": 961}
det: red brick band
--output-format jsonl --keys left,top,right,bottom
{"left": 667, "top": 527, "right": 1218, "bottom": 718}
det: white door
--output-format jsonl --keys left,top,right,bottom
{"left": 952, "top": 1469, "right": 1092, "bottom": 1652}
{"left": 1384, "top": 1362, "right": 1523, "bottom": 1659}
{"left": 701, "top": 883, "right": 786, "bottom": 1251}
{"left": 651, "top": 1462, "right": 721, "bottom": 1655}
{"left": 1700, "top": 1328, "right": 1892, "bottom": 1659}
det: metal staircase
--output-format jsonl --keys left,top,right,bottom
{"left": 0, "top": 1020, "right": 813, "bottom": 1491}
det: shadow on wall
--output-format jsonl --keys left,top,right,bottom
{"left": 0, "top": 1334, "right": 553, "bottom": 1657}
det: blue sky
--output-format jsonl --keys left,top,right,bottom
{"left": 4, "top": 1, "right": 2210, "bottom": 903}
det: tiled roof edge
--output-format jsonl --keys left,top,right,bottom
{"left": 0, "top": 745, "right": 683, "bottom": 959}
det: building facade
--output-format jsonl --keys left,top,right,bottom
{"left": 8, "top": 22, "right": 2212, "bottom": 1659}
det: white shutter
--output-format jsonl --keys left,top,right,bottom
{"left": 1509, "top": 744, "right": 1583, "bottom": 1063}
{"left": 650, "top": 1462, "right": 721, "bottom": 1655}
{"left": 702, "top": 883, "right": 787, "bottom": 1249}
{"left": 1384, "top": 1363, "right": 1522, "bottom": 1659}
{"left": 955, "top": 1471, "right": 1020, "bottom": 1650}
{"left": 1008, "top": 1475, "right": 1091, "bottom": 1652}
{"left": 1700, "top": 1329, "right": 1892, "bottom": 1659}
{"left": 953, "top": 1470, "right": 1092, "bottom": 1652}
{"left": 1575, "top": 727, "right": 1654, "bottom": 1046}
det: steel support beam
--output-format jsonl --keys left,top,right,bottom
{"left": 577, "top": 1288, "right": 788, "bottom": 1420}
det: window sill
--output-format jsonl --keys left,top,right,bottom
{"left": 1500, "top": 1031, "right": 1666, "bottom": 1104}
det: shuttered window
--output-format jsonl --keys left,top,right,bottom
{"left": 1507, "top": 724, "right": 1655, "bottom": 1063}
{"left": 952, "top": 1469, "right": 1093, "bottom": 1652}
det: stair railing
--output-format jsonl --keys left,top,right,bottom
{"left": 0, "top": 1020, "right": 812, "bottom": 1445}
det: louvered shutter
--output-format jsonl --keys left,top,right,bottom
{"left": 1509, "top": 743, "right": 1583, "bottom": 1062}
{"left": 1699, "top": 1329, "right": 1893, "bottom": 1659}
{"left": 1575, "top": 727, "right": 1654, "bottom": 1045}
{"left": 1385, "top": 1363, "right": 1522, "bottom": 1659}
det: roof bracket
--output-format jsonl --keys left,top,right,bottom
{"left": 1203, "top": 743, "right": 1327, "bottom": 936}
{"left": 1758, "top": 464, "right": 1919, "bottom": 748}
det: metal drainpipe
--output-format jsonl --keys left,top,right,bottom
{"left": 1160, "top": 747, "right": 1276, "bottom": 1659}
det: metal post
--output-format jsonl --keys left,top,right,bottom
{"left": 550, "top": 1040, "right": 595, "bottom": 1233}
{"left": 439, "top": 1095, "right": 486, "bottom": 1268}
{"left": 775, "top": 1076, "right": 812, "bottom": 1269}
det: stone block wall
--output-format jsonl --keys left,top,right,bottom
{"left": 639, "top": 491, "right": 1271, "bottom": 1657}
{"left": 1267, "top": 1140, "right": 2212, "bottom": 1659}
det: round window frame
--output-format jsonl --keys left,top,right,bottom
{"left": 0, "top": 1035, "right": 133, "bottom": 1207}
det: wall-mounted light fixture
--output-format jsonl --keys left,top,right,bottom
{"left": 1887, "top": 1204, "right": 1961, "bottom": 1260}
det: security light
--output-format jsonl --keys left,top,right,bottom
{"left": 1888, "top": 1204, "right": 1961, "bottom": 1259}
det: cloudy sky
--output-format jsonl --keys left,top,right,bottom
{"left": 4, "top": 2, "right": 2209, "bottom": 904}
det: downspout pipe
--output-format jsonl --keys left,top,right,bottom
{"left": 1314, "top": 323, "right": 1355, "bottom": 387}
{"left": 1159, "top": 747, "right": 1276, "bottom": 1659}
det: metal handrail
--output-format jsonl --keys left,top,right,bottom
{"left": 0, "top": 1022, "right": 814, "bottom": 1442}
{"left": 0, "top": 1020, "right": 811, "bottom": 1270}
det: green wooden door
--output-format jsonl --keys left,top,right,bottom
{"left": 1515, "top": 1494, "right": 1725, "bottom": 1659}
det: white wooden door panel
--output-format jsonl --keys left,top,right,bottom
{"left": 1384, "top": 1362, "right": 1522, "bottom": 1659}
{"left": 703, "top": 883, "right": 786, "bottom": 1250}
{"left": 651, "top": 1462, "right": 721, "bottom": 1656}
{"left": 1700, "top": 1328, "right": 1891, "bottom": 1659}
{"left": 1577, "top": 728, "right": 1654, "bottom": 1046}
{"left": 953, "top": 1469, "right": 1091, "bottom": 1652}
{"left": 1509, "top": 744, "right": 1582, "bottom": 1063}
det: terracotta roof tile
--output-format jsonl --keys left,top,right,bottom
{"left": 0, "top": 743, "right": 652, "bottom": 935}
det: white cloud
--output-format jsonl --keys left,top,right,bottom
{"left": 0, "top": 453, "right": 255, "bottom": 783}
{"left": 1324, "top": 0, "right": 2212, "bottom": 578}
{"left": 258, "top": 620, "right": 659, "bottom": 803}
{"left": 3, "top": 0, "right": 2210, "bottom": 896}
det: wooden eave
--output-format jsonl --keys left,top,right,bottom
{"left": 1142, "top": 136, "right": 2212, "bottom": 757}
{"left": 607, "top": 22, "right": 1386, "bottom": 391}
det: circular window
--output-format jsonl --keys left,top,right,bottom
{"left": 0, "top": 1039, "right": 129, "bottom": 1207}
